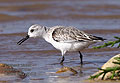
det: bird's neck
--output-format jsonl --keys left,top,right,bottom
{"left": 42, "top": 28, "right": 49, "bottom": 38}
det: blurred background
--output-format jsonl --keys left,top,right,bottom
{"left": 0, "top": 0, "right": 120, "bottom": 83}
{"left": 0, "top": 0, "right": 120, "bottom": 34}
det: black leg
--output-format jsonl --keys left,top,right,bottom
{"left": 79, "top": 51, "right": 83, "bottom": 64}
{"left": 60, "top": 56, "right": 65, "bottom": 64}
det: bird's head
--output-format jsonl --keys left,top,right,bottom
{"left": 17, "top": 24, "right": 47, "bottom": 45}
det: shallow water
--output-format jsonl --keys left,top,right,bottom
{"left": 0, "top": 0, "right": 120, "bottom": 83}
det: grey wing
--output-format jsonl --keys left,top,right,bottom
{"left": 52, "top": 26, "right": 93, "bottom": 43}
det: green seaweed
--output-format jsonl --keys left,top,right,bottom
{"left": 93, "top": 36, "right": 120, "bottom": 49}
{"left": 89, "top": 57, "right": 120, "bottom": 80}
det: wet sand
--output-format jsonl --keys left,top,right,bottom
{"left": 0, "top": 0, "right": 120, "bottom": 83}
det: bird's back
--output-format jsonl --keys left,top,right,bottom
{"left": 51, "top": 26, "right": 104, "bottom": 43}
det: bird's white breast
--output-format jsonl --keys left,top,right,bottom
{"left": 51, "top": 41, "right": 91, "bottom": 52}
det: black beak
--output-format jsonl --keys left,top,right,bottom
{"left": 17, "top": 35, "right": 29, "bottom": 45}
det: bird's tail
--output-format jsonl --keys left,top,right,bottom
{"left": 90, "top": 35, "right": 106, "bottom": 41}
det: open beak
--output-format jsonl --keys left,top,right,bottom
{"left": 17, "top": 35, "right": 29, "bottom": 45}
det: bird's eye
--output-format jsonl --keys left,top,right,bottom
{"left": 30, "top": 29, "right": 34, "bottom": 32}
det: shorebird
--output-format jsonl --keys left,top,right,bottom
{"left": 17, "top": 24, "right": 105, "bottom": 64}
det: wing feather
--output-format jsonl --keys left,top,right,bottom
{"left": 52, "top": 26, "right": 92, "bottom": 43}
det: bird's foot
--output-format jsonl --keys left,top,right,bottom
{"left": 60, "top": 56, "right": 65, "bottom": 65}
{"left": 80, "top": 61, "right": 83, "bottom": 65}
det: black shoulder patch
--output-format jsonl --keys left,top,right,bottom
{"left": 52, "top": 29, "right": 59, "bottom": 42}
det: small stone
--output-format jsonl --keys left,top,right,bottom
{"left": 0, "top": 63, "right": 27, "bottom": 80}
{"left": 56, "top": 66, "right": 78, "bottom": 74}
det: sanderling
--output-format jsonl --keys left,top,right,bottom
{"left": 17, "top": 24, "right": 105, "bottom": 64}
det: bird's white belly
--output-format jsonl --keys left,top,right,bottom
{"left": 51, "top": 41, "right": 91, "bottom": 52}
